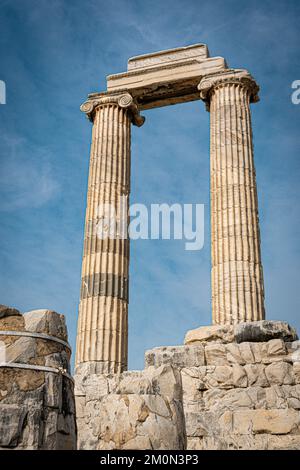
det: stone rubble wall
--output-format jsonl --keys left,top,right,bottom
{"left": 146, "top": 322, "right": 300, "bottom": 450}
{"left": 74, "top": 362, "right": 185, "bottom": 450}
{"left": 2, "top": 307, "right": 299, "bottom": 451}
{"left": 75, "top": 321, "right": 300, "bottom": 450}
{"left": 0, "top": 305, "right": 76, "bottom": 449}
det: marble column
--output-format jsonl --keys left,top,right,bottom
{"left": 199, "top": 69, "right": 265, "bottom": 325}
{"left": 76, "top": 92, "right": 144, "bottom": 372}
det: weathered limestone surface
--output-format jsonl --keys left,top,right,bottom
{"left": 185, "top": 321, "right": 298, "bottom": 345}
{"left": 0, "top": 306, "right": 76, "bottom": 449}
{"left": 74, "top": 364, "right": 185, "bottom": 450}
{"left": 144, "top": 321, "right": 300, "bottom": 450}
{"left": 76, "top": 92, "right": 144, "bottom": 373}
{"left": 74, "top": 321, "right": 300, "bottom": 450}
{"left": 107, "top": 44, "right": 227, "bottom": 110}
{"left": 199, "top": 69, "right": 265, "bottom": 325}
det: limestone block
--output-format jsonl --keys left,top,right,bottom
{"left": 79, "top": 393, "right": 184, "bottom": 450}
{"left": 0, "top": 404, "right": 27, "bottom": 447}
{"left": 234, "top": 321, "right": 298, "bottom": 344}
{"left": 44, "top": 373, "right": 63, "bottom": 409}
{"left": 184, "top": 324, "right": 234, "bottom": 345}
{"left": 84, "top": 374, "right": 109, "bottom": 401}
{"left": 267, "top": 339, "right": 286, "bottom": 357}
{"left": 45, "top": 350, "right": 70, "bottom": 371}
{"left": 109, "top": 371, "right": 152, "bottom": 395}
{"left": 244, "top": 364, "right": 269, "bottom": 387}
{"left": 144, "top": 394, "right": 171, "bottom": 418}
{"left": 122, "top": 435, "right": 152, "bottom": 450}
{"left": 239, "top": 342, "right": 265, "bottom": 363}
{"left": 232, "top": 364, "right": 248, "bottom": 388}
{"left": 290, "top": 346, "right": 300, "bottom": 363}
{"left": 0, "top": 308, "right": 76, "bottom": 450}
{"left": 181, "top": 368, "right": 205, "bottom": 414}
{"left": 286, "top": 340, "right": 300, "bottom": 357}
{"left": 202, "top": 387, "right": 265, "bottom": 412}
{"left": 24, "top": 309, "right": 68, "bottom": 341}
{"left": 75, "top": 396, "right": 86, "bottom": 419}
{"left": 206, "top": 342, "right": 262, "bottom": 366}
{"left": 287, "top": 397, "right": 300, "bottom": 409}
{"left": 212, "top": 340, "right": 290, "bottom": 367}
{"left": 226, "top": 343, "right": 247, "bottom": 364}
{"left": 231, "top": 409, "right": 300, "bottom": 435}
{"left": 294, "top": 362, "right": 300, "bottom": 383}
{"left": 185, "top": 411, "right": 218, "bottom": 437}
{"left": 75, "top": 364, "right": 185, "bottom": 450}
{"left": 140, "top": 407, "right": 184, "bottom": 450}
{"left": 106, "top": 43, "right": 227, "bottom": 110}
{"left": 265, "top": 385, "right": 288, "bottom": 409}
{"left": 181, "top": 368, "right": 205, "bottom": 399}
{"left": 0, "top": 305, "right": 21, "bottom": 319}
{"left": 127, "top": 44, "right": 208, "bottom": 71}
{"left": 75, "top": 318, "right": 299, "bottom": 450}
{"left": 144, "top": 365, "right": 182, "bottom": 400}
{"left": 204, "top": 366, "right": 233, "bottom": 389}
{"left": 4, "top": 336, "right": 37, "bottom": 364}
{"left": 265, "top": 362, "right": 295, "bottom": 385}
{"left": 266, "top": 434, "right": 300, "bottom": 450}
{"left": 186, "top": 437, "right": 204, "bottom": 450}
{"left": 145, "top": 344, "right": 205, "bottom": 369}
{"left": 205, "top": 343, "right": 228, "bottom": 365}
{"left": 188, "top": 433, "right": 300, "bottom": 450}
{"left": 0, "top": 305, "right": 25, "bottom": 331}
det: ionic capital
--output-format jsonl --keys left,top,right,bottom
{"left": 80, "top": 92, "right": 145, "bottom": 127}
{"left": 198, "top": 69, "right": 259, "bottom": 110}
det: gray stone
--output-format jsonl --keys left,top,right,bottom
{"left": 145, "top": 344, "right": 205, "bottom": 369}
{"left": 234, "top": 321, "right": 298, "bottom": 343}
{"left": 265, "top": 362, "right": 295, "bottom": 385}
{"left": 0, "top": 404, "right": 27, "bottom": 447}
{"left": 24, "top": 309, "right": 68, "bottom": 341}
{"left": 0, "top": 307, "right": 76, "bottom": 450}
{"left": 5, "top": 336, "right": 37, "bottom": 364}
{"left": 205, "top": 343, "right": 228, "bottom": 365}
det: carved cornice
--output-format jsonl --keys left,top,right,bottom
{"left": 198, "top": 69, "right": 259, "bottom": 110}
{"left": 80, "top": 92, "right": 145, "bottom": 127}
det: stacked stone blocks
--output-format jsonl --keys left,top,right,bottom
{"left": 0, "top": 305, "right": 76, "bottom": 449}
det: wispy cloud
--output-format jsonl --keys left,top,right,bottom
{"left": 0, "top": 135, "right": 59, "bottom": 211}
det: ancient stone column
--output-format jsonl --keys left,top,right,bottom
{"left": 75, "top": 92, "right": 144, "bottom": 373}
{"left": 199, "top": 69, "right": 265, "bottom": 325}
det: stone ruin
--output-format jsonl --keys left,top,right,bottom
{"left": 0, "top": 305, "right": 76, "bottom": 449}
{"left": 1, "top": 44, "right": 300, "bottom": 450}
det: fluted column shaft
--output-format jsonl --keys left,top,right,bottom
{"left": 200, "top": 71, "right": 265, "bottom": 325}
{"left": 75, "top": 93, "right": 144, "bottom": 372}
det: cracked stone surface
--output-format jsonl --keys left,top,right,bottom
{"left": 75, "top": 321, "right": 300, "bottom": 450}
{"left": 74, "top": 364, "right": 185, "bottom": 450}
{"left": 0, "top": 306, "right": 76, "bottom": 449}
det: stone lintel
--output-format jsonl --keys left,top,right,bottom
{"left": 106, "top": 56, "right": 227, "bottom": 110}
{"left": 184, "top": 321, "right": 298, "bottom": 345}
{"left": 127, "top": 43, "right": 209, "bottom": 71}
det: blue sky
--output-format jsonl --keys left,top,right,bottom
{"left": 0, "top": 0, "right": 299, "bottom": 370}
